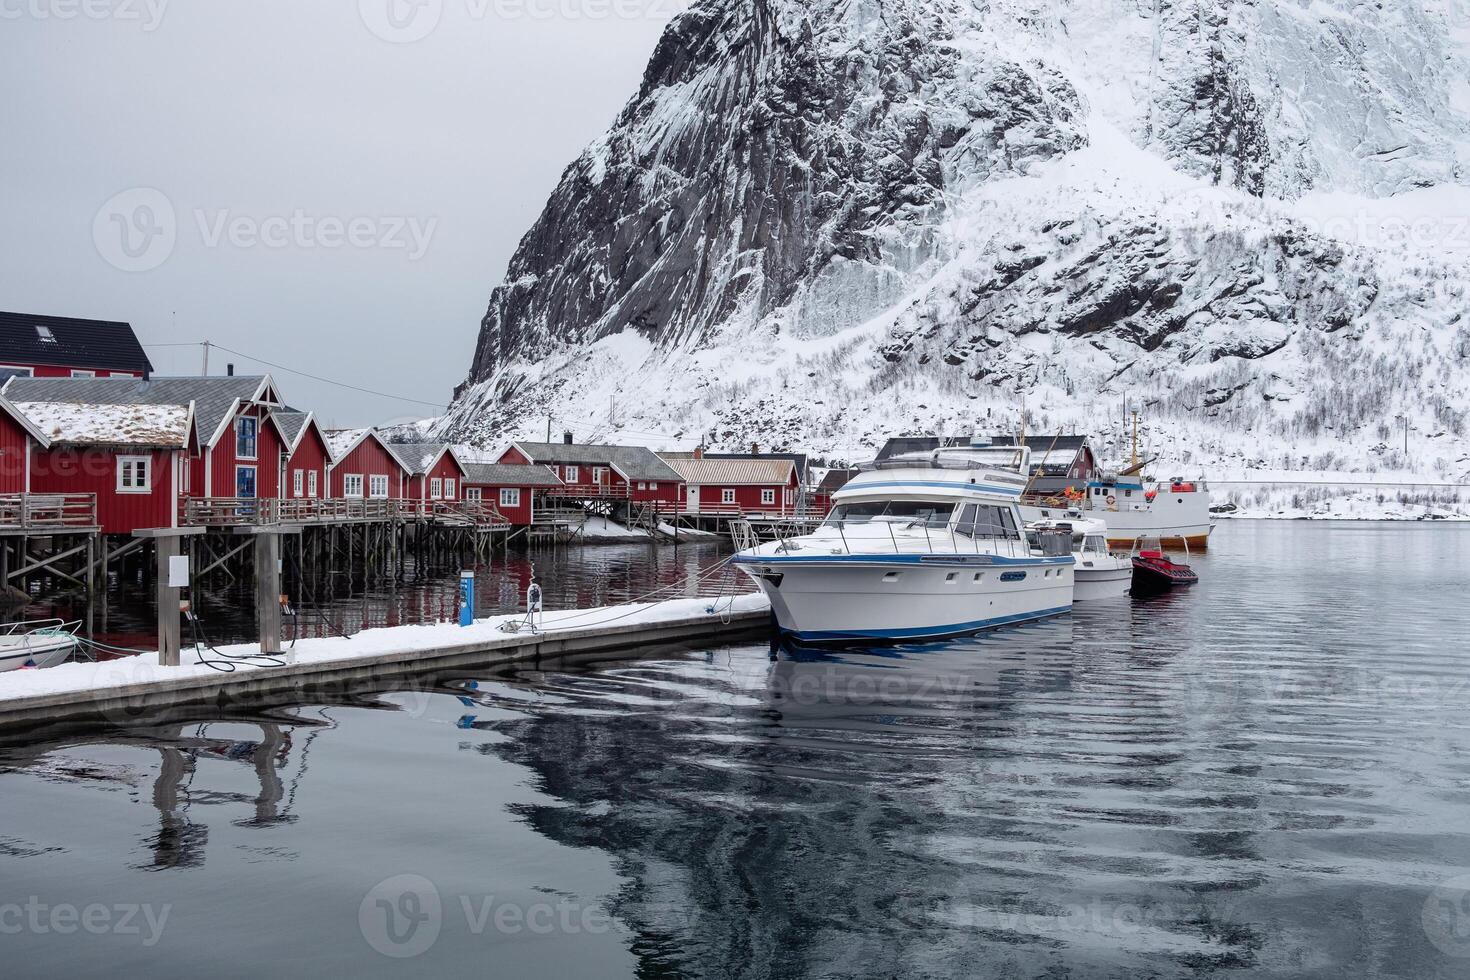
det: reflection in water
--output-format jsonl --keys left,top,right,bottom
{"left": 1, "top": 523, "right": 1469, "bottom": 978}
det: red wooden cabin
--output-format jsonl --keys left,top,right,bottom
{"left": 387, "top": 442, "right": 469, "bottom": 512}
{"left": 460, "top": 462, "right": 564, "bottom": 525}
{"left": 0, "top": 311, "right": 153, "bottom": 379}
{"left": 662, "top": 454, "right": 802, "bottom": 517}
{"left": 273, "top": 411, "right": 333, "bottom": 502}
{"left": 16, "top": 398, "right": 198, "bottom": 534}
{"left": 0, "top": 394, "right": 50, "bottom": 495}
{"left": 499, "top": 439, "right": 683, "bottom": 505}
{"left": 325, "top": 428, "right": 409, "bottom": 501}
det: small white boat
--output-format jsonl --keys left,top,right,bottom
{"left": 0, "top": 619, "right": 82, "bottom": 672}
{"left": 1027, "top": 516, "right": 1132, "bottom": 601}
{"left": 733, "top": 448, "right": 1074, "bottom": 643}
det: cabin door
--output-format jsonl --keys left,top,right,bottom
{"left": 687, "top": 486, "right": 699, "bottom": 514}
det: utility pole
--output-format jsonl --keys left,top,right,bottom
{"left": 546, "top": 416, "right": 552, "bottom": 443}
{"left": 201, "top": 340, "right": 210, "bottom": 376}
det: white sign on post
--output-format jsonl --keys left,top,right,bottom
{"left": 168, "top": 554, "right": 190, "bottom": 588}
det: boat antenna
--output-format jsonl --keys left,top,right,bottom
{"left": 1130, "top": 410, "right": 1140, "bottom": 471}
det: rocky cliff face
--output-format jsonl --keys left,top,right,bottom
{"left": 444, "top": 0, "right": 1470, "bottom": 494}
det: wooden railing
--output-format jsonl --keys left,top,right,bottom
{"left": 0, "top": 493, "right": 98, "bottom": 531}
{"left": 180, "top": 497, "right": 511, "bottom": 528}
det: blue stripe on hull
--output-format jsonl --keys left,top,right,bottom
{"left": 784, "top": 605, "right": 1073, "bottom": 643}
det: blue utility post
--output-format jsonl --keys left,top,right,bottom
{"left": 459, "top": 570, "right": 475, "bottom": 627}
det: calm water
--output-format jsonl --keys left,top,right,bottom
{"left": 3, "top": 521, "right": 1470, "bottom": 979}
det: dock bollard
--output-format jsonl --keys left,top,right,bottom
{"left": 459, "top": 570, "right": 475, "bottom": 627}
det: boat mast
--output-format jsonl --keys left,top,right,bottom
{"left": 1130, "top": 410, "right": 1139, "bottom": 470}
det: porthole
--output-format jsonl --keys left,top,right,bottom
{"left": 883, "top": 571, "right": 900, "bottom": 582}
{"left": 973, "top": 572, "right": 983, "bottom": 582}
{"left": 945, "top": 572, "right": 958, "bottom": 583}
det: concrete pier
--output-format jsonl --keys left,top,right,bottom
{"left": 0, "top": 595, "right": 770, "bottom": 732}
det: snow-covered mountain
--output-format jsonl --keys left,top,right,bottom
{"left": 441, "top": 0, "right": 1470, "bottom": 514}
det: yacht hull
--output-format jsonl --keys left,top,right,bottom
{"left": 1073, "top": 562, "right": 1133, "bottom": 601}
{"left": 736, "top": 555, "right": 1073, "bottom": 643}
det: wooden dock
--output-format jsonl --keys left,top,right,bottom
{"left": 0, "top": 595, "right": 771, "bottom": 733}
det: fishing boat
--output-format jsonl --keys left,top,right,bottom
{"left": 733, "top": 447, "right": 1074, "bottom": 643}
{"left": 1027, "top": 516, "right": 1132, "bottom": 601}
{"left": 1022, "top": 413, "right": 1213, "bottom": 549}
{"left": 0, "top": 619, "right": 82, "bottom": 672}
{"left": 1129, "top": 537, "right": 1199, "bottom": 595}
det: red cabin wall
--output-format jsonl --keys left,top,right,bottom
{"left": 285, "top": 427, "right": 331, "bottom": 498}
{"left": 207, "top": 404, "right": 280, "bottom": 499}
{"left": 30, "top": 446, "right": 177, "bottom": 533}
{"left": 0, "top": 362, "right": 144, "bottom": 379}
{"left": 0, "top": 412, "right": 30, "bottom": 494}
{"left": 498, "top": 447, "right": 531, "bottom": 465}
{"left": 462, "top": 482, "right": 536, "bottom": 525}
{"left": 693, "top": 484, "right": 793, "bottom": 512}
{"left": 330, "top": 437, "right": 405, "bottom": 498}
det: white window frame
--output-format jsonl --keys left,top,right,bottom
{"left": 499, "top": 487, "right": 521, "bottom": 508}
{"left": 465, "top": 486, "right": 482, "bottom": 503}
{"left": 343, "top": 473, "right": 364, "bottom": 498}
{"left": 235, "top": 416, "right": 258, "bottom": 460}
{"left": 649, "top": 482, "right": 658, "bottom": 491}
{"left": 637, "top": 482, "right": 647, "bottom": 491}
{"left": 70, "top": 369, "right": 95, "bottom": 378}
{"left": 292, "top": 468, "right": 304, "bottom": 496}
{"left": 430, "top": 477, "right": 443, "bottom": 499}
{"left": 592, "top": 466, "right": 606, "bottom": 484}
{"left": 117, "top": 455, "right": 151, "bottom": 493}
{"left": 722, "top": 488, "right": 736, "bottom": 505}
{"left": 565, "top": 465, "right": 579, "bottom": 483}
{"left": 369, "top": 474, "right": 389, "bottom": 499}
{"left": 761, "top": 488, "right": 776, "bottom": 506}
{"left": 307, "top": 470, "right": 318, "bottom": 498}
{"left": 444, "top": 478, "right": 456, "bottom": 499}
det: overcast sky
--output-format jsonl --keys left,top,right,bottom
{"left": 1, "top": 0, "right": 689, "bottom": 428}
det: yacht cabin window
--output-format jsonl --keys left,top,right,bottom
{"left": 827, "top": 499, "right": 954, "bottom": 529}
{"left": 953, "top": 502, "right": 1021, "bottom": 540}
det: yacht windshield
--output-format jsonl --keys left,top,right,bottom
{"left": 954, "top": 502, "right": 1021, "bottom": 540}
{"left": 827, "top": 499, "right": 956, "bottom": 528}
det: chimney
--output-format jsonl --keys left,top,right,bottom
{"left": 751, "top": 442, "right": 760, "bottom": 455}
{"left": 563, "top": 430, "right": 573, "bottom": 445}
{"left": 142, "top": 363, "right": 151, "bottom": 381}
{"left": 226, "top": 363, "right": 235, "bottom": 376}
{"left": 694, "top": 445, "right": 704, "bottom": 460}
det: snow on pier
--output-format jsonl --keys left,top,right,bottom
{"left": 0, "top": 594, "right": 771, "bottom": 729}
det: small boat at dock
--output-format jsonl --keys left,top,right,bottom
{"left": 1027, "top": 516, "right": 1133, "bottom": 601}
{"left": 1130, "top": 538, "right": 1199, "bottom": 595}
{"left": 0, "top": 620, "right": 82, "bottom": 673}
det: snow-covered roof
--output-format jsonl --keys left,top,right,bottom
{"left": 2, "top": 375, "right": 276, "bottom": 449}
{"left": 17, "top": 401, "right": 192, "bottom": 448}
{"left": 662, "top": 457, "right": 795, "bottom": 486}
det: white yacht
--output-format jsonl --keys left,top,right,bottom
{"left": 733, "top": 448, "right": 1074, "bottom": 643}
{"left": 1027, "top": 516, "right": 1132, "bottom": 601}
